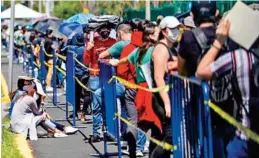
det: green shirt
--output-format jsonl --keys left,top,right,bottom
{"left": 108, "top": 40, "right": 130, "bottom": 58}
{"left": 128, "top": 46, "right": 154, "bottom": 83}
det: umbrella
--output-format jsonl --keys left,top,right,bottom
{"left": 58, "top": 22, "right": 83, "bottom": 39}
{"left": 33, "top": 19, "right": 61, "bottom": 34}
{"left": 31, "top": 15, "right": 59, "bottom": 25}
{"left": 65, "top": 13, "right": 94, "bottom": 24}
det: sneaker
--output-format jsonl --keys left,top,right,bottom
{"left": 54, "top": 132, "right": 68, "bottom": 138}
{"left": 64, "top": 126, "right": 78, "bottom": 134}
{"left": 46, "top": 86, "right": 53, "bottom": 92}
{"left": 143, "top": 141, "right": 149, "bottom": 154}
{"left": 136, "top": 150, "right": 144, "bottom": 157}
{"left": 121, "top": 147, "right": 129, "bottom": 155}
{"left": 120, "top": 141, "right": 127, "bottom": 149}
{"left": 89, "top": 135, "right": 102, "bottom": 143}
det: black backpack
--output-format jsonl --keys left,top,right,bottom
{"left": 192, "top": 28, "right": 234, "bottom": 104}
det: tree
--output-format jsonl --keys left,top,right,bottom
{"left": 53, "top": 1, "right": 83, "bottom": 20}
{"left": 95, "top": 1, "right": 133, "bottom": 16}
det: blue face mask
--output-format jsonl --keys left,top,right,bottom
{"left": 167, "top": 28, "right": 181, "bottom": 42}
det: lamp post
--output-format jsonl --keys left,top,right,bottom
{"left": 145, "top": 0, "right": 150, "bottom": 20}
{"left": 8, "top": 0, "right": 15, "bottom": 92}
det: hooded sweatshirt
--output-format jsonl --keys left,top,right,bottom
{"left": 117, "top": 31, "right": 143, "bottom": 84}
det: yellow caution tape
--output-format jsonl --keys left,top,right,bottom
{"left": 1, "top": 72, "right": 11, "bottom": 103}
{"left": 74, "top": 76, "right": 96, "bottom": 94}
{"left": 208, "top": 100, "right": 259, "bottom": 144}
{"left": 33, "top": 62, "right": 40, "bottom": 68}
{"left": 115, "top": 113, "right": 177, "bottom": 151}
{"left": 56, "top": 53, "right": 66, "bottom": 61}
{"left": 109, "top": 76, "right": 172, "bottom": 93}
{"left": 55, "top": 66, "right": 66, "bottom": 76}
{"left": 74, "top": 57, "right": 100, "bottom": 72}
{"left": 44, "top": 61, "right": 50, "bottom": 67}
{"left": 44, "top": 49, "right": 53, "bottom": 57}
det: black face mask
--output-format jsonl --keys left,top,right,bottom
{"left": 100, "top": 31, "right": 110, "bottom": 39}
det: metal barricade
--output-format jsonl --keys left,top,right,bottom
{"left": 39, "top": 45, "right": 47, "bottom": 89}
{"left": 90, "top": 61, "right": 121, "bottom": 158}
{"left": 170, "top": 75, "right": 213, "bottom": 158}
{"left": 66, "top": 50, "right": 76, "bottom": 126}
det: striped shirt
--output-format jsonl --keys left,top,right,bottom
{"left": 210, "top": 48, "right": 256, "bottom": 140}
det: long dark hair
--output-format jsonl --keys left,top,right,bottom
{"left": 137, "top": 22, "right": 156, "bottom": 65}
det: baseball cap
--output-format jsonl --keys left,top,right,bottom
{"left": 159, "top": 16, "right": 181, "bottom": 29}
{"left": 183, "top": 16, "right": 196, "bottom": 28}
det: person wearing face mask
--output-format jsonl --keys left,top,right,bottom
{"left": 100, "top": 20, "right": 151, "bottom": 157}
{"left": 110, "top": 22, "right": 162, "bottom": 156}
{"left": 150, "top": 16, "right": 182, "bottom": 158}
{"left": 83, "top": 24, "right": 116, "bottom": 142}
{"left": 10, "top": 82, "right": 68, "bottom": 140}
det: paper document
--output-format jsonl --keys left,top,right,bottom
{"left": 140, "top": 62, "right": 153, "bottom": 89}
{"left": 225, "top": 1, "right": 259, "bottom": 50}
{"left": 61, "top": 61, "right": 66, "bottom": 70}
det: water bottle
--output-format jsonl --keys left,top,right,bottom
{"left": 28, "top": 66, "right": 32, "bottom": 77}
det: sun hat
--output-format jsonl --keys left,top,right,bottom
{"left": 33, "top": 79, "right": 46, "bottom": 97}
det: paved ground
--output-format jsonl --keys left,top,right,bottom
{"left": 1, "top": 59, "right": 150, "bottom": 158}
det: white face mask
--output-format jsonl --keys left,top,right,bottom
{"left": 166, "top": 28, "right": 181, "bottom": 42}
{"left": 33, "top": 93, "right": 39, "bottom": 100}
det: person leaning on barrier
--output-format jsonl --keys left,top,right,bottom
{"left": 196, "top": 19, "right": 259, "bottom": 158}
{"left": 83, "top": 24, "right": 116, "bottom": 142}
{"left": 151, "top": 16, "right": 183, "bottom": 158}
{"left": 110, "top": 22, "right": 162, "bottom": 157}
{"left": 67, "top": 33, "right": 89, "bottom": 121}
{"left": 99, "top": 20, "right": 149, "bottom": 157}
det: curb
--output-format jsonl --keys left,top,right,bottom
{"left": 15, "top": 134, "right": 34, "bottom": 158}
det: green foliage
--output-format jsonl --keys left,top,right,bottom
{"left": 53, "top": 1, "right": 83, "bottom": 20}
{"left": 1, "top": 118, "right": 23, "bottom": 158}
{"left": 95, "top": 1, "right": 133, "bottom": 16}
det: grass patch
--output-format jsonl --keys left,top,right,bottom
{"left": 1, "top": 117, "right": 23, "bottom": 158}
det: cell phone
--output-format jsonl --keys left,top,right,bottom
{"left": 90, "top": 31, "right": 94, "bottom": 42}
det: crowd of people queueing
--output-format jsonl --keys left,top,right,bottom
{"left": 6, "top": 1, "right": 259, "bottom": 158}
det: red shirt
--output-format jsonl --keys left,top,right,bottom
{"left": 83, "top": 37, "right": 116, "bottom": 75}
{"left": 117, "top": 31, "right": 143, "bottom": 84}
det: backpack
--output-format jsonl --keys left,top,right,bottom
{"left": 192, "top": 28, "right": 234, "bottom": 104}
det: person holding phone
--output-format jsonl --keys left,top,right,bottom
{"left": 83, "top": 24, "right": 116, "bottom": 142}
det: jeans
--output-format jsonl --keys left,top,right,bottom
{"left": 50, "top": 120, "right": 65, "bottom": 131}
{"left": 57, "top": 71, "right": 65, "bottom": 86}
{"left": 92, "top": 79, "right": 126, "bottom": 137}
{"left": 136, "top": 131, "right": 146, "bottom": 151}
{"left": 89, "top": 76, "right": 101, "bottom": 136}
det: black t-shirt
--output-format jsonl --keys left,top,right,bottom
{"left": 44, "top": 38, "right": 54, "bottom": 61}
{"left": 179, "top": 26, "right": 240, "bottom": 77}
{"left": 179, "top": 26, "right": 216, "bottom": 77}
